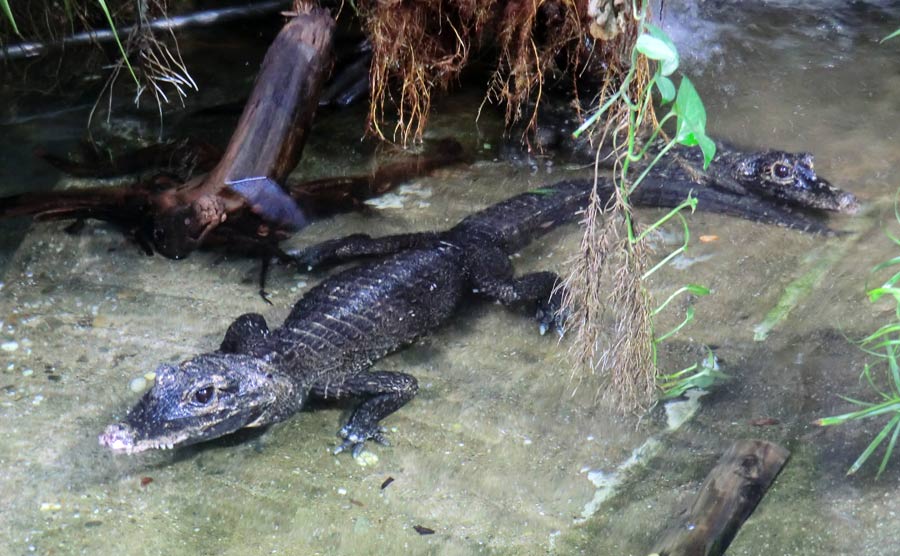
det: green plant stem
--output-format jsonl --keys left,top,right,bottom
{"left": 629, "top": 136, "right": 677, "bottom": 195}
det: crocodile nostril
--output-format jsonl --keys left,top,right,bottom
{"left": 838, "top": 192, "right": 861, "bottom": 215}
{"left": 99, "top": 423, "right": 136, "bottom": 452}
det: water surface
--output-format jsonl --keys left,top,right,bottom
{"left": 2, "top": 2, "right": 900, "bottom": 554}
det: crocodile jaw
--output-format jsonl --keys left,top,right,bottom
{"left": 99, "top": 423, "right": 188, "bottom": 455}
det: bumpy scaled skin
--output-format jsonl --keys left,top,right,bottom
{"left": 99, "top": 181, "right": 585, "bottom": 456}
{"left": 100, "top": 144, "right": 859, "bottom": 456}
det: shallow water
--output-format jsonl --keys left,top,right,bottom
{"left": 3, "top": 2, "right": 900, "bottom": 554}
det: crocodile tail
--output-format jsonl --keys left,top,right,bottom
{"left": 452, "top": 179, "right": 613, "bottom": 253}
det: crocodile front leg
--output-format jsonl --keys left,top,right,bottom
{"left": 291, "top": 232, "right": 440, "bottom": 270}
{"left": 311, "top": 371, "right": 418, "bottom": 457}
{"left": 464, "top": 245, "right": 567, "bottom": 336}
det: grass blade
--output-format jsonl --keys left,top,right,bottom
{"left": 96, "top": 0, "right": 140, "bottom": 87}
{"left": 1, "top": 0, "right": 20, "bottom": 36}
{"left": 877, "top": 418, "right": 900, "bottom": 477}
{"left": 848, "top": 414, "right": 900, "bottom": 475}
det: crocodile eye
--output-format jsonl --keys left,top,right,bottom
{"left": 193, "top": 386, "right": 215, "bottom": 404}
{"left": 772, "top": 163, "right": 792, "bottom": 180}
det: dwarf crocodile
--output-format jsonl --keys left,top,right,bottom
{"left": 99, "top": 143, "right": 858, "bottom": 456}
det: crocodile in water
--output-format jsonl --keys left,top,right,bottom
{"left": 99, "top": 143, "right": 858, "bottom": 455}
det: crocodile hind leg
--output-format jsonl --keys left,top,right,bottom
{"left": 464, "top": 245, "right": 568, "bottom": 336}
{"left": 310, "top": 371, "right": 419, "bottom": 457}
{"left": 291, "top": 232, "right": 440, "bottom": 270}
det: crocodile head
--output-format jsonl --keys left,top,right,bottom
{"left": 99, "top": 353, "right": 301, "bottom": 454}
{"left": 731, "top": 151, "right": 859, "bottom": 213}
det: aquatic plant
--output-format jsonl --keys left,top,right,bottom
{"left": 817, "top": 197, "right": 900, "bottom": 477}
{"left": 563, "top": 11, "right": 723, "bottom": 410}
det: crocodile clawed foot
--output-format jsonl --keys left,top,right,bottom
{"left": 535, "top": 292, "right": 569, "bottom": 338}
{"left": 289, "top": 234, "right": 372, "bottom": 272}
{"left": 258, "top": 288, "right": 274, "bottom": 305}
{"left": 333, "top": 424, "right": 390, "bottom": 458}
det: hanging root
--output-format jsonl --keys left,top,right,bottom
{"left": 88, "top": 0, "right": 197, "bottom": 136}
{"left": 559, "top": 0, "right": 659, "bottom": 412}
{"left": 562, "top": 186, "right": 658, "bottom": 412}
{"left": 602, "top": 235, "right": 657, "bottom": 411}
{"left": 484, "top": 0, "right": 584, "bottom": 138}
{"left": 357, "top": 0, "right": 486, "bottom": 145}
{"left": 356, "top": 0, "right": 604, "bottom": 145}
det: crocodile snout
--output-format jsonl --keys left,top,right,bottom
{"left": 99, "top": 423, "right": 137, "bottom": 454}
{"left": 838, "top": 191, "right": 861, "bottom": 215}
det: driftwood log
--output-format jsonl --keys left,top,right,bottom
{"left": 1, "top": 9, "right": 335, "bottom": 259}
{"left": 649, "top": 439, "right": 790, "bottom": 556}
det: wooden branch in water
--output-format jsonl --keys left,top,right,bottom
{"left": 204, "top": 10, "right": 334, "bottom": 189}
{"left": 1, "top": 10, "right": 337, "bottom": 259}
{"left": 649, "top": 439, "right": 790, "bottom": 556}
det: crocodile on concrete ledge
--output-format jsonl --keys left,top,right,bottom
{"left": 99, "top": 143, "right": 859, "bottom": 456}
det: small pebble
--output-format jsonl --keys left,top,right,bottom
{"left": 144, "top": 372, "right": 156, "bottom": 381}
{"left": 39, "top": 502, "right": 62, "bottom": 512}
{"left": 354, "top": 451, "right": 379, "bottom": 467}
{"left": 337, "top": 488, "right": 347, "bottom": 496}
{"left": 1, "top": 341, "right": 18, "bottom": 352}
{"left": 32, "top": 394, "right": 44, "bottom": 405}
{"left": 22, "top": 369, "right": 33, "bottom": 377}
{"left": 129, "top": 377, "right": 147, "bottom": 393}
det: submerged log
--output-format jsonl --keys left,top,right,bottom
{"left": 649, "top": 439, "right": 790, "bottom": 556}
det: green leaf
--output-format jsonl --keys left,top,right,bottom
{"left": 674, "top": 77, "right": 707, "bottom": 146}
{"left": 696, "top": 133, "right": 717, "bottom": 169}
{"left": 635, "top": 34, "right": 677, "bottom": 66}
{"left": 645, "top": 23, "right": 680, "bottom": 76}
{"left": 685, "top": 284, "right": 711, "bottom": 296}
{"left": 1, "top": 0, "right": 20, "bottom": 36}
{"left": 656, "top": 75, "right": 676, "bottom": 104}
